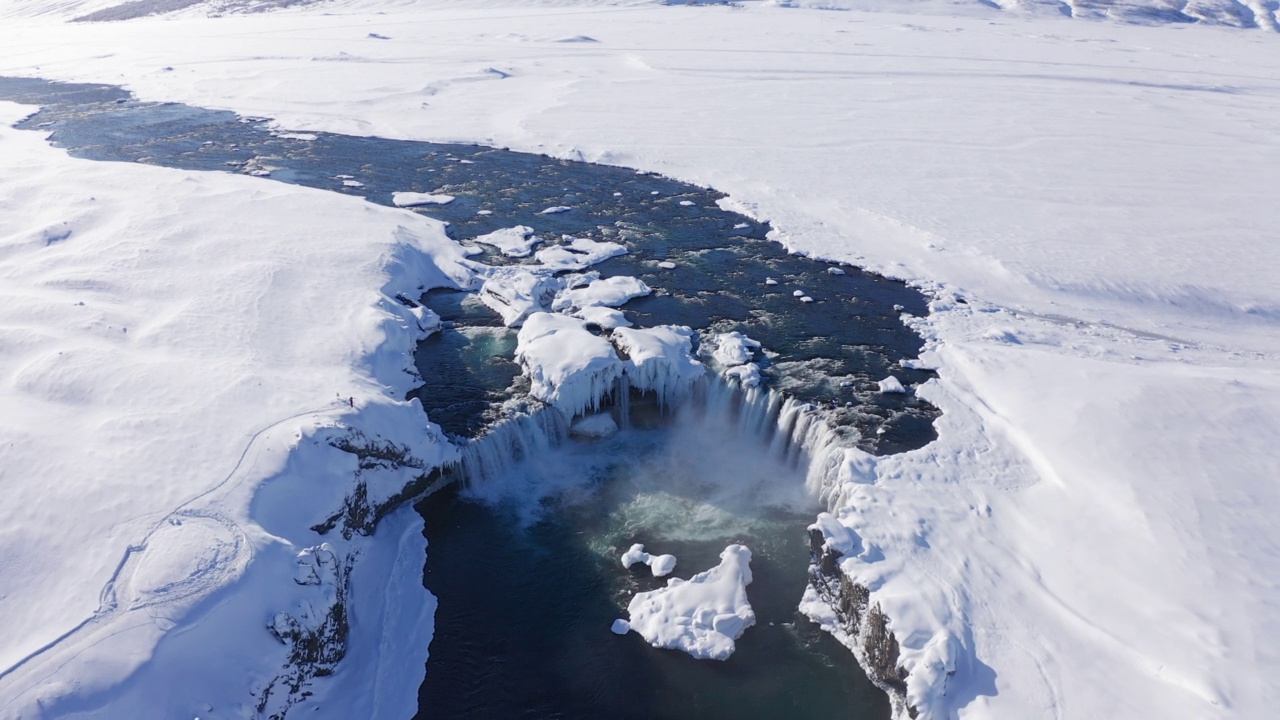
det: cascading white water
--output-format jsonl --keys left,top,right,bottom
{"left": 453, "top": 372, "right": 854, "bottom": 509}
{"left": 452, "top": 403, "right": 570, "bottom": 488}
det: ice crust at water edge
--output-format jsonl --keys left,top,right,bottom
{"left": 621, "top": 544, "right": 755, "bottom": 661}
{"left": 392, "top": 191, "right": 455, "bottom": 206}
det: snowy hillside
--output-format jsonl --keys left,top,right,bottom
{"left": 1, "top": 0, "right": 1278, "bottom": 719}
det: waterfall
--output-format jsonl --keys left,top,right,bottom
{"left": 450, "top": 403, "right": 570, "bottom": 488}
{"left": 451, "top": 373, "right": 855, "bottom": 507}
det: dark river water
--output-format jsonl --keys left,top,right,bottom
{"left": 0, "top": 76, "right": 936, "bottom": 720}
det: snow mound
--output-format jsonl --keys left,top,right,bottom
{"left": 570, "top": 412, "right": 618, "bottom": 439}
{"left": 472, "top": 225, "right": 539, "bottom": 257}
{"left": 723, "top": 362, "right": 761, "bottom": 388}
{"left": 478, "top": 268, "right": 564, "bottom": 327}
{"left": 625, "top": 544, "right": 755, "bottom": 661}
{"left": 573, "top": 305, "right": 630, "bottom": 330}
{"left": 391, "top": 191, "right": 454, "bottom": 207}
{"left": 534, "top": 236, "right": 627, "bottom": 272}
{"left": 620, "top": 543, "right": 677, "bottom": 577}
{"left": 552, "top": 275, "right": 650, "bottom": 312}
{"left": 878, "top": 376, "right": 907, "bottom": 393}
{"left": 611, "top": 325, "right": 704, "bottom": 407}
{"left": 515, "top": 312, "right": 622, "bottom": 418}
{"left": 707, "top": 331, "right": 761, "bottom": 367}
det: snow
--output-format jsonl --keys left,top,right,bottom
{"left": 0, "top": 1, "right": 1278, "bottom": 719}
{"left": 620, "top": 543, "right": 677, "bottom": 577}
{"left": 477, "top": 267, "right": 563, "bottom": 327}
{"left": 515, "top": 311, "right": 622, "bottom": 418}
{"left": 623, "top": 544, "right": 756, "bottom": 661}
{"left": 570, "top": 411, "right": 618, "bottom": 439}
{"left": 611, "top": 325, "right": 705, "bottom": 407}
{"left": 707, "top": 331, "right": 762, "bottom": 368}
{"left": 572, "top": 305, "right": 630, "bottom": 330}
{"left": 471, "top": 225, "right": 539, "bottom": 257}
{"left": 391, "top": 191, "right": 455, "bottom": 207}
{"left": 539, "top": 205, "right": 571, "bottom": 214}
{"left": 551, "top": 275, "right": 651, "bottom": 312}
{"left": 534, "top": 236, "right": 628, "bottom": 272}
{"left": 723, "top": 362, "right": 762, "bottom": 389}
{"left": 0, "top": 100, "right": 463, "bottom": 718}
{"left": 878, "top": 376, "right": 907, "bottom": 393}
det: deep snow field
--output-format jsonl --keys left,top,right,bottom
{"left": 1, "top": 0, "right": 1278, "bottom": 718}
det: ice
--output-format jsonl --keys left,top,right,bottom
{"left": 515, "top": 312, "right": 622, "bottom": 418}
{"left": 551, "top": 275, "right": 650, "bottom": 312}
{"left": 620, "top": 543, "right": 678, "bottom": 577}
{"left": 477, "top": 267, "right": 564, "bottom": 327}
{"left": 539, "top": 205, "right": 571, "bottom": 214}
{"left": 4, "top": 1, "right": 1280, "bottom": 717}
{"left": 573, "top": 305, "right": 630, "bottom": 329}
{"left": 764, "top": 277, "right": 778, "bottom": 286}
{"left": 792, "top": 289, "right": 805, "bottom": 297}
{"left": 570, "top": 412, "right": 618, "bottom": 439}
{"left": 799, "top": 296, "right": 814, "bottom": 303}
{"left": 624, "top": 545, "right": 755, "bottom": 661}
{"left": 611, "top": 325, "right": 705, "bottom": 407}
{"left": 723, "top": 362, "right": 761, "bottom": 388}
{"left": 878, "top": 376, "right": 907, "bottom": 393}
{"left": 471, "top": 225, "right": 539, "bottom": 257}
{"left": 707, "top": 331, "right": 761, "bottom": 368}
{"left": 827, "top": 267, "right": 846, "bottom": 275}
{"left": 657, "top": 261, "right": 676, "bottom": 269}
{"left": 534, "top": 236, "right": 628, "bottom": 272}
{"left": 391, "top": 191, "right": 455, "bottom": 207}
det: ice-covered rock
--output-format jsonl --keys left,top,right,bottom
{"left": 723, "top": 362, "right": 761, "bottom": 388}
{"left": 620, "top": 543, "right": 677, "bottom": 577}
{"left": 516, "top": 312, "right": 623, "bottom": 418}
{"left": 624, "top": 544, "right": 755, "bottom": 660}
{"left": 570, "top": 412, "right": 619, "bottom": 439}
{"left": 478, "top": 268, "right": 564, "bottom": 327}
{"left": 878, "top": 376, "right": 907, "bottom": 393}
{"left": 535, "top": 236, "right": 627, "bottom": 271}
{"left": 573, "top": 306, "right": 631, "bottom": 330}
{"left": 551, "top": 275, "right": 650, "bottom": 312}
{"left": 392, "top": 191, "right": 455, "bottom": 206}
{"left": 611, "top": 325, "right": 704, "bottom": 407}
{"left": 707, "top": 331, "right": 761, "bottom": 367}
{"left": 471, "top": 225, "right": 540, "bottom": 258}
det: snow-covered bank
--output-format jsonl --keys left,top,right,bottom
{"left": 1, "top": 1, "right": 1278, "bottom": 718}
{"left": 0, "top": 100, "right": 470, "bottom": 717}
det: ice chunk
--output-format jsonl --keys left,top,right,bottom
{"left": 392, "top": 191, "right": 455, "bottom": 206}
{"left": 539, "top": 205, "right": 572, "bottom": 214}
{"left": 535, "top": 236, "right": 628, "bottom": 271}
{"left": 625, "top": 545, "right": 755, "bottom": 660}
{"left": 707, "top": 331, "right": 760, "bottom": 367}
{"left": 573, "top": 305, "right": 631, "bottom": 330}
{"left": 723, "top": 362, "right": 761, "bottom": 388}
{"left": 571, "top": 412, "right": 618, "bottom": 439}
{"left": 478, "top": 268, "right": 564, "bottom": 327}
{"left": 342, "top": 179, "right": 364, "bottom": 187}
{"left": 827, "top": 267, "right": 846, "bottom": 275}
{"left": 658, "top": 261, "right": 677, "bottom": 269}
{"left": 793, "top": 289, "right": 805, "bottom": 297}
{"left": 471, "top": 225, "right": 540, "bottom": 258}
{"left": 621, "top": 543, "right": 678, "bottom": 577}
{"left": 552, "top": 275, "right": 650, "bottom": 312}
{"left": 516, "top": 312, "right": 623, "bottom": 417}
{"left": 679, "top": 200, "right": 695, "bottom": 206}
{"left": 764, "top": 277, "right": 778, "bottom": 286}
{"left": 800, "top": 296, "right": 814, "bottom": 303}
{"left": 878, "top": 376, "right": 907, "bottom": 393}
{"left": 611, "top": 619, "right": 631, "bottom": 635}
{"left": 611, "top": 325, "right": 704, "bottom": 406}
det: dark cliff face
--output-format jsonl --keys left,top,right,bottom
{"left": 808, "top": 529, "right": 917, "bottom": 718}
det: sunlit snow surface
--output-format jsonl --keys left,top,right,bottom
{"left": 1, "top": 2, "right": 1279, "bottom": 720}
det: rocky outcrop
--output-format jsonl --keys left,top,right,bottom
{"left": 807, "top": 529, "right": 917, "bottom": 718}
{"left": 312, "top": 429, "right": 447, "bottom": 538}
